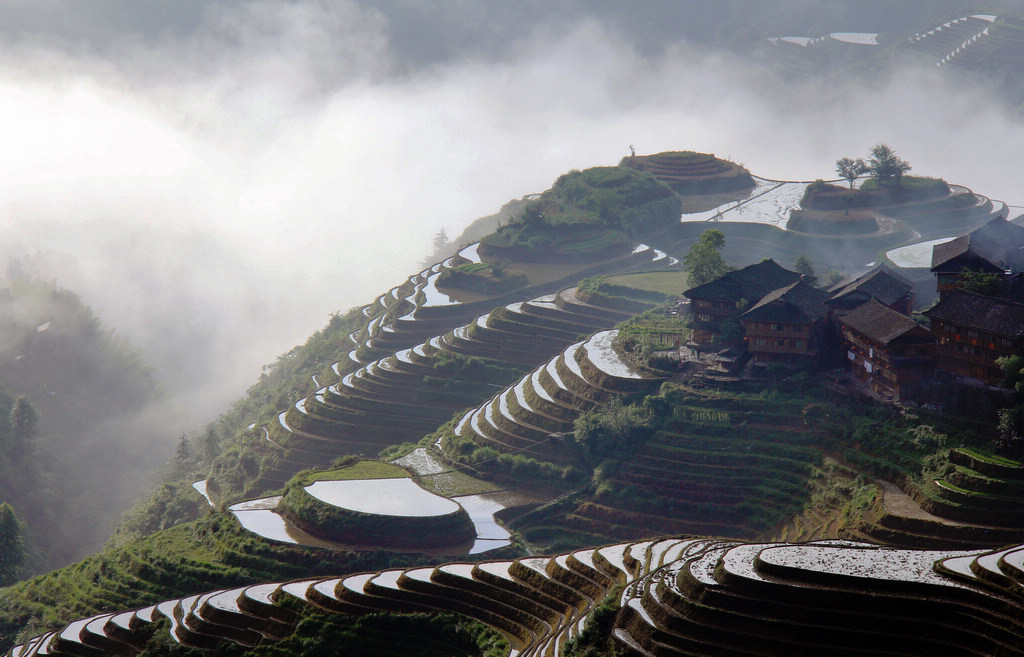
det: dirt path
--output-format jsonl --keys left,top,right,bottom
{"left": 876, "top": 479, "right": 972, "bottom": 527}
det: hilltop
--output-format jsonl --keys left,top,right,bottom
{"left": 2, "top": 150, "right": 1022, "bottom": 656}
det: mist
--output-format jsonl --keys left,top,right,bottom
{"left": 0, "top": 1, "right": 1021, "bottom": 426}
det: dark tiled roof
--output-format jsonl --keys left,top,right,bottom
{"left": 924, "top": 288, "right": 1024, "bottom": 338}
{"left": 827, "top": 265, "right": 913, "bottom": 307}
{"left": 741, "top": 279, "right": 831, "bottom": 323}
{"left": 841, "top": 299, "right": 927, "bottom": 344}
{"left": 931, "top": 217, "right": 1024, "bottom": 272}
{"left": 684, "top": 259, "right": 801, "bottom": 303}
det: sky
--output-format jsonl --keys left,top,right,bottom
{"left": 0, "top": 0, "right": 1021, "bottom": 424}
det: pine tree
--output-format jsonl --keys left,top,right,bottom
{"left": 0, "top": 502, "right": 26, "bottom": 586}
{"left": 8, "top": 396, "right": 38, "bottom": 462}
{"left": 432, "top": 229, "right": 449, "bottom": 254}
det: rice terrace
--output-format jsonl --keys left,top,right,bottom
{"left": 7, "top": 4, "right": 1024, "bottom": 657}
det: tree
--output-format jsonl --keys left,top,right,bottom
{"left": 432, "top": 229, "right": 449, "bottom": 254}
{"left": 201, "top": 428, "right": 219, "bottom": 465}
{"left": 822, "top": 269, "right": 845, "bottom": 287}
{"left": 997, "top": 405, "right": 1024, "bottom": 457}
{"left": 957, "top": 268, "right": 1002, "bottom": 296}
{"left": 8, "top": 396, "right": 38, "bottom": 462}
{"left": 573, "top": 397, "right": 651, "bottom": 464}
{"left": 793, "top": 254, "right": 815, "bottom": 277}
{"left": 519, "top": 202, "right": 545, "bottom": 228}
{"left": 835, "top": 157, "right": 867, "bottom": 189}
{"left": 0, "top": 502, "right": 26, "bottom": 586}
{"left": 867, "top": 144, "right": 911, "bottom": 185}
{"left": 682, "top": 229, "right": 729, "bottom": 287}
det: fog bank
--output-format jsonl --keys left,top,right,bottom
{"left": 0, "top": 1, "right": 1021, "bottom": 425}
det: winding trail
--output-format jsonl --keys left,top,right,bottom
{"left": 876, "top": 479, "right": 970, "bottom": 527}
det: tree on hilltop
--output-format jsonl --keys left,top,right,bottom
{"left": 835, "top": 156, "right": 867, "bottom": 189}
{"left": 867, "top": 144, "right": 911, "bottom": 185}
{"left": 683, "top": 229, "right": 729, "bottom": 287}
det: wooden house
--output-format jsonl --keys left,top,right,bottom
{"left": 924, "top": 288, "right": 1024, "bottom": 385}
{"left": 740, "top": 279, "right": 831, "bottom": 366}
{"left": 930, "top": 217, "right": 1024, "bottom": 300}
{"left": 683, "top": 259, "right": 801, "bottom": 345}
{"left": 827, "top": 264, "right": 915, "bottom": 318}
{"left": 839, "top": 299, "right": 934, "bottom": 400}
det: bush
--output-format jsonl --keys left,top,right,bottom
{"left": 802, "top": 176, "right": 949, "bottom": 210}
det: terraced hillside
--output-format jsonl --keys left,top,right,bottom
{"left": 621, "top": 151, "right": 754, "bottom": 195}
{"left": 12, "top": 536, "right": 1024, "bottom": 657}
{"left": 759, "top": 12, "right": 1024, "bottom": 112}
{"left": 254, "top": 247, "right": 674, "bottom": 494}
{"left": 437, "top": 358, "right": 1024, "bottom": 556}
{"left": 665, "top": 181, "right": 1002, "bottom": 274}
{"left": 6, "top": 154, "right": 1024, "bottom": 657}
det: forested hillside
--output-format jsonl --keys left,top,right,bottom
{"left": 0, "top": 276, "right": 177, "bottom": 576}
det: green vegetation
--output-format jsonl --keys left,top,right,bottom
{"left": 801, "top": 176, "right": 950, "bottom": 211}
{"left": 621, "top": 150, "right": 754, "bottom": 195}
{"left": 787, "top": 208, "right": 879, "bottom": 235}
{"left": 479, "top": 166, "right": 679, "bottom": 263}
{"left": 0, "top": 512, "right": 439, "bottom": 649}
{"left": 600, "top": 271, "right": 689, "bottom": 297}
{"left": 834, "top": 144, "right": 911, "bottom": 188}
{"left": 957, "top": 268, "right": 1003, "bottom": 296}
{"left": 294, "top": 460, "right": 407, "bottom": 485}
{"left": 431, "top": 352, "right": 528, "bottom": 387}
{"left": 200, "top": 610, "right": 508, "bottom": 657}
{"left": 440, "top": 421, "right": 586, "bottom": 491}
{"left": 865, "top": 144, "right": 911, "bottom": 185}
{"left": 0, "top": 277, "right": 175, "bottom": 574}
{"left": 957, "top": 447, "right": 1022, "bottom": 468}
{"left": 276, "top": 473, "right": 476, "bottom": 549}
{"left": 0, "top": 502, "right": 26, "bottom": 586}
{"left": 682, "top": 229, "right": 729, "bottom": 287}
{"left": 573, "top": 397, "right": 653, "bottom": 465}
{"left": 9, "top": 147, "right": 1024, "bottom": 657}
{"left": 835, "top": 156, "right": 867, "bottom": 189}
{"left": 115, "top": 305, "right": 369, "bottom": 543}
{"left": 576, "top": 274, "right": 677, "bottom": 314}
{"left": 616, "top": 306, "right": 690, "bottom": 370}
{"left": 561, "top": 587, "right": 623, "bottom": 657}
{"left": 793, "top": 254, "right": 815, "bottom": 277}
{"left": 436, "top": 261, "right": 529, "bottom": 295}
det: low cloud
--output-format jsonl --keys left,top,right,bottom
{"left": 0, "top": 2, "right": 1019, "bottom": 423}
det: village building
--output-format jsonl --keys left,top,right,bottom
{"left": 740, "top": 279, "right": 831, "bottom": 366}
{"left": 683, "top": 259, "right": 801, "bottom": 345}
{"left": 839, "top": 299, "right": 934, "bottom": 400}
{"left": 924, "top": 288, "right": 1024, "bottom": 385}
{"left": 930, "top": 216, "right": 1024, "bottom": 300}
{"left": 827, "top": 264, "right": 915, "bottom": 319}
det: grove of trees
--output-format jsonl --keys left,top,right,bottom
{"left": 836, "top": 144, "right": 911, "bottom": 187}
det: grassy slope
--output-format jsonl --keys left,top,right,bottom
{"left": 5, "top": 154, "right": 1019, "bottom": 654}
